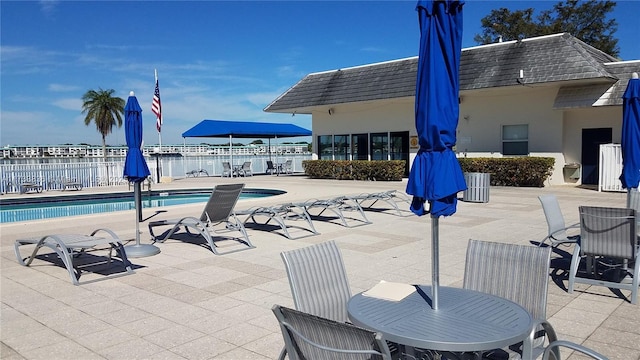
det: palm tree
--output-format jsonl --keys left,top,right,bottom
{"left": 81, "top": 88, "right": 125, "bottom": 159}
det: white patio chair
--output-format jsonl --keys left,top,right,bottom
{"left": 538, "top": 194, "right": 580, "bottom": 248}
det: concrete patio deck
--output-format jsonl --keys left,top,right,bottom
{"left": 1, "top": 175, "right": 638, "bottom": 359}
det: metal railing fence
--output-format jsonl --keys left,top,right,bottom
{"left": 0, "top": 154, "right": 312, "bottom": 194}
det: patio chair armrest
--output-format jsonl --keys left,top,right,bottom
{"left": 542, "top": 340, "right": 608, "bottom": 360}
{"left": 521, "top": 319, "right": 558, "bottom": 360}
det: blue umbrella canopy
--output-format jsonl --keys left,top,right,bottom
{"left": 123, "top": 94, "right": 151, "bottom": 183}
{"left": 620, "top": 75, "right": 640, "bottom": 189}
{"left": 406, "top": 0, "right": 466, "bottom": 218}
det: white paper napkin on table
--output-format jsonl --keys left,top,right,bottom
{"left": 362, "top": 280, "right": 415, "bottom": 301}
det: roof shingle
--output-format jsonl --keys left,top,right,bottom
{"left": 265, "top": 33, "right": 638, "bottom": 113}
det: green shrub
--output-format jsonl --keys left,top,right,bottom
{"left": 302, "top": 160, "right": 405, "bottom": 181}
{"left": 458, "top": 157, "right": 555, "bottom": 187}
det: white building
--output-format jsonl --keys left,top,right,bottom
{"left": 265, "top": 33, "right": 640, "bottom": 186}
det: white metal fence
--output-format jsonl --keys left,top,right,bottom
{"left": 0, "top": 154, "right": 312, "bottom": 194}
{"left": 599, "top": 143, "right": 624, "bottom": 192}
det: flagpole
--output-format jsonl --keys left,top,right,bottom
{"left": 155, "top": 69, "right": 162, "bottom": 152}
{"left": 153, "top": 69, "right": 162, "bottom": 182}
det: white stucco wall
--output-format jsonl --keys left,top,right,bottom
{"left": 312, "top": 99, "right": 414, "bottom": 136}
{"left": 309, "top": 85, "right": 623, "bottom": 186}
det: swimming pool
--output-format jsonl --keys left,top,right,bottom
{"left": 0, "top": 188, "right": 283, "bottom": 223}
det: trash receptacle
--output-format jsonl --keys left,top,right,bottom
{"left": 562, "top": 163, "right": 581, "bottom": 183}
{"left": 463, "top": 172, "right": 490, "bottom": 203}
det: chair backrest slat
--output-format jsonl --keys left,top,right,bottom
{"left": 281, "top": 240, "right": 351, "bottom": 323}
{"left": 579, "top": 206, "right": 637, "bottom": 259}
{"left": 463, "top": 239, "right": 551, "bottom": 321}
{"left": 272, "top": 305, "right": 390, "bottom": 360}
{"left": 200, "top": 183, "right": 244, "bottom": 223}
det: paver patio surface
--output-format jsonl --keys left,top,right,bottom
{"left": 1, "top": 175, "right": 638, "bottom": 359}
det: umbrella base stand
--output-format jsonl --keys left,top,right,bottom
{"left": 124, "top": 243, "right": 160, "bottom": 258}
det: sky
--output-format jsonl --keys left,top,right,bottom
{"left": 2, "top": 0, "right": 639, "bottom": 147}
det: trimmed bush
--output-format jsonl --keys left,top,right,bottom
{"left": 457, "top": 157, "right": 555, "bottom": 187}
{"left": 302, "top": 160, "right": 405, "bottom": 181}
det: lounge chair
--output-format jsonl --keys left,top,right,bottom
{"left": 569, "top": 206, "right": 639, "bottom": 304}
{"left": 272, "top": 305, "right": 393, "bottom": 360}
{"left": 148, "top": 183, "right": 254, "bottom": 255}
{"left": 19, "top": 182, "right": 43, "bottom": 194}
{"left": 14, "top": 228, "right": 134, "bottom": 285}
{"left": 239, "top": 161, "right": 252, "bottom": 177}
{"left": 538, "top": 194, "right": 580, "bottom": 248}
{"left": 282, "top": 159, "right": 293, "bottom": 174}
{"left": 186, "top": 169, "right": 208, "bottom": 177}
{"left": 237, "top": 203, "right": 318, "bottom": 240}
{"left": 266, "top": 160, "right": 277, "bottom": 175}
{"left": 296, "top": 196, "right": 371, "bottom": 228}
{"left": 351, "top": 190, "right": 412, "bottom": 216}
{"left": 61, "top": 178, "right": 83, "bottom": 191}
{"left": 221, "top": 162, "right": 232, "bottom": 177}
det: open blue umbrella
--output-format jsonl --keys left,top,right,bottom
{"left": 123, "top": 91, "right": 159, "bottom": 258}
{"left": 620, "top": 73, "right": 640, "bottom": 193}
{"left": 406, "top": 0, "right": 466, "bottom": 309}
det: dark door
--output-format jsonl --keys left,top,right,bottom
{"left": 351, "top": 134, "right": 369, "bottom": 160}
{"left": 581, "top": 128, "right": 612, "bottom": 185}
{"left": 390, "top": 131, "right": 410, "bottom": 176}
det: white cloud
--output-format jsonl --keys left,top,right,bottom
{"left": 52, "top": 98, "right": 82, "bottom": 111}
{"left": 360, "top": 46, "right": 386, "bottom": 53}
{"left": 49, "top": 83, "right": 80, "bottom": 92}
{"left": 39, "top": 0, "right": 59, "bottom": 16}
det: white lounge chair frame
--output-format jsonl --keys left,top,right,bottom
{"left": 297, "top": 196, "right": 371, "bottom": 228}
{"left": 148, "top": 183, "right": 254, "bottom": 255}
{"left": 237, "top": 203, "right": 318, "bottom": 240}
{"left": 352, "top": 190, "right": 412, "bottom": 216}
{"left": 14, "top": 228, "right": 133, "bottom": 285}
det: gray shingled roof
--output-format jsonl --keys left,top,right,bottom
{"left": 554, "top": 62, "right": 640, "bottom": 109}
{"left": 265, "top": 33, "right": 635, "bottom": 113}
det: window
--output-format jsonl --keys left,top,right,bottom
{"left": 334, "top": 135, "right": 349, "bottom": 160}
{"left": 502, "top": 124, "right": 528, "bottom": 156}
{"left": 370, "top": 133, "right": 389, "bottom": 160}
{"left": 317, "top": 135, "right": 333, "bottom": 160}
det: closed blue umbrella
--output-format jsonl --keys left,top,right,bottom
{"left": 620, "top": 73, "right": 640, "bottom": 192}
{"left": 123, "top": 93, "right": 151, "bottom": 183}
{"left": 406, "top": 0, "right": 466, "bottom": 309}
{"left": 123, "top": 91, "right": 158, "bottom": 258}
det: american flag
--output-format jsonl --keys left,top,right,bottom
{"left": 151, "top": 73, "right": 162, "bottom": 133}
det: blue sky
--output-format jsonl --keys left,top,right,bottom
{"left": 2, "top": 0, "right": 639, "bottom": 147}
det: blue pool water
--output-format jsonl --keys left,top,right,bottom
{"left": 0, "top": 188, "right": 282, "bottom": 223}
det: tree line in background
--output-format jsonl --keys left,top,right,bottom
{"left": 81, "top": 0, "right": 621, "bottom": 149}
{"left": 475, "top": 0, "right": 619, "bottom": 57}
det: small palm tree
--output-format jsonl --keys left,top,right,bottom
{"left": 81, "top": 88, "right": 125, "bottom": 159}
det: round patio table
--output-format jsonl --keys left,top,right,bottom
{"left": 348, "top": 285, "right": 533, "bottom": 355}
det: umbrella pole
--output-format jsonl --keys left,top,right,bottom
{"left": 431, "top": 216, "right": 439, "bottom": 310}
{"left": 135, "top": 182, "right": 141, "bottom": 245}
{"left": 124, "top": 182, "right": 161, "bottom": 258}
